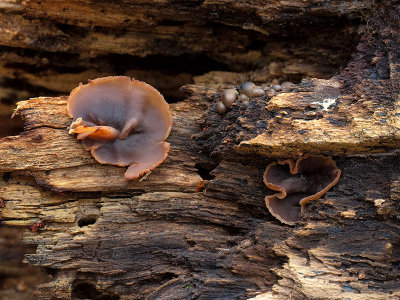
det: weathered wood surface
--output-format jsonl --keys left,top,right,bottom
{"left": 0, "top": 95, "right": 205, "bottom": 192}
{"left": 1, "top": 1, "right": 400, "bottom": 300}
{"left": 3, "top": 88, "right": 400, "bottom": 299}
{"left": 197, "top": 3, "right": 400, "bottom": 160}
{"left": 0, "top": 0, "right": 362, "bottom": 105}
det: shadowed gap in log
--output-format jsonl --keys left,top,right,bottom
{"left": 0, "top": 225, "right": 52, "bottom": 299}
{"left": 0, "top": 113, "right": 24, "bottom": 138}
{"left": 0, "top": 16, "right": 361, "bottom": 137}
{"left": 71, "top": 277, "right": 120, "bottom": 300}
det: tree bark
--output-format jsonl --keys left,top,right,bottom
{"left": 0, "top": 1, "right": 400, "bottom": 300}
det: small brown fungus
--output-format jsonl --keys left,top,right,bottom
{"left": 67, "top": 76, "right": 172, "bottom": 180}
{"left": 221, "top": 89, "right": 238, "bottom": 107}
{"left": 239, "top": 82, "right": 256, "bottom": 97}
{"left": 251, "top": 86, "right": 265, "bottom": 97}
{"left": 271, "top": 84, "right": 282, "bottom": 92}
{"left": 263, "top": 154, "right": 341, "bottom": 225}
{"left": 216, "top": 101, "right": 227, "bottom": 114}
{"left": 237, "top": 94, "right": 249, "bottom": 102}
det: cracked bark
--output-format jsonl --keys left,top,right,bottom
{"left": 0, "top": 1, "right": 400, "bottom": 300}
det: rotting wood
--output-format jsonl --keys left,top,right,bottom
{"left": 0, "top": 1, "right": 400, "bottom": 300}
{"left": 197, "top": 4, "right": 400, "bottom": 161}
{"left": 0, "top": 0, "right": 362, "bottom": 107}
{"left": 0, "top": 92, "right": 207, "bottom": 192}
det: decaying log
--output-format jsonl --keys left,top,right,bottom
{"left": 0, "top": 0, "right": 362, "bottom": 104}
{"left": 1, "top": 1, "right": 400, "bottom": 300}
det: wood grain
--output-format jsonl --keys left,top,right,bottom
{"left": 0, "top": 1, "right": 400, "bottom": 300}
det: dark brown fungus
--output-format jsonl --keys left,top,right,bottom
{"left": 239, "top": 82, "right": 256, "bottom": 97}
{"left": 221, "top": 89, "right": 238, "bottom": 107}
{"left": 263, "top": 154, "right": 341, "bottom": 225}
{"left": 271, "top": 84, "right": 282, "bottom": 92}
{"left": 238, "top": 94, "right": 249, "bottom": 102}
{"left": 67, "top": 76, "right": 172, "bottom": 180}
{"left": 216, "top": 101, "right": 227, "bottom": 114}
{"left": 251, "top": 86, "right": 265, "bottom": 97}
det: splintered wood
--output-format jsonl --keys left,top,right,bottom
{"left": 238, "top": 76, "right": 400, "bottom": 157}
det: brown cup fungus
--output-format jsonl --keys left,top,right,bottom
{"left": 263, "top": 154, "right": 341, "bottom": 225}
{"left": 67, "top": 76, "right": 172, "bottom": 180}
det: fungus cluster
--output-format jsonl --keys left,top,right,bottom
{"left": 217, "top": 81, "right": 265, "bottom": 114}
{"left": 266, "top": 81, "right": 294, "bottom": 97}
{"left": 263, "top": 154, "right": 341, "bottom": 225}
{"left": 67, "top": 76, "right": 172, "bottom": 180}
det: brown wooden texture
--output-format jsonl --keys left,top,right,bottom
{"left": 0, "top": 0, "right": 361, "bottom": 104}
{"left": 1, "top": 1, "right": 400, "bottom": 300}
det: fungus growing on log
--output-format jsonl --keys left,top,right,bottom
{"left": 237, "top": 94, "right": 249, "bottom": 102}
{"left": 263, "top": 154, "right": 341, "bottom": 225}
{"left": 239, "top": 82, "right": 265, "bottom": 97}
{"left": 67, "top": 76, "right": 172, "bottom": 180}
{"left": 216, "top": 83, "right": 265, "bottom": 115}
{"left": 217, "top": 88, "right": 238, "bottom": 115}
{"left": 221, "top": 89, "right": 238, "bottom": 108}
{"left": 239, "top": 82, "right": 256, "bottom": 96}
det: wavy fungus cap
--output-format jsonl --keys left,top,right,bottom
{"left": 67, "top": 76, "right": 172, "bottom": 180}
{"left": 263, "top": 154, "right": 341, "bottom": 225}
